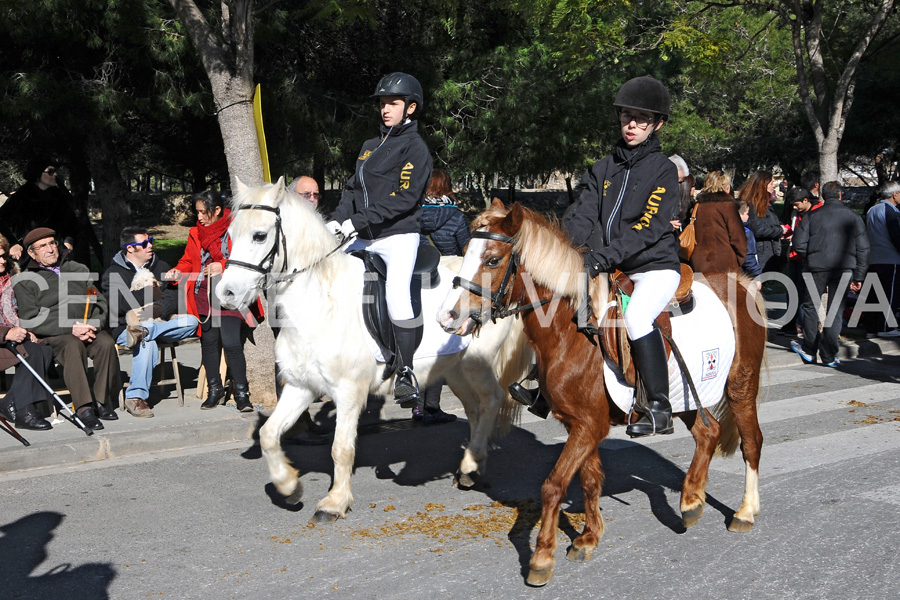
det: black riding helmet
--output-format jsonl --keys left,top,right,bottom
{"left": 372, "top": 72, "right": 424, "bottom": 120}
{"left": 613, "top": 75, "right": 671, "bottom": 122}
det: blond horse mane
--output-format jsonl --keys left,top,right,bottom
{"left": 472, "top": 201, "right": 607, "bottom": 308}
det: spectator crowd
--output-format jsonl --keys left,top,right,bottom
{"left": 2, "top": 151, "right": 900, "bottom": 439}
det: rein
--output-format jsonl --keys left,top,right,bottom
{"left": 452, "top": 230, "right": 557, "bottom": 323}
{"left": 225, "top": 203, "right": 348, "bottom": 289}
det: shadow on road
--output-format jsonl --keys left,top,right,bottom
{"left": 0, "top": 512, "right": 115, "bottom": 600}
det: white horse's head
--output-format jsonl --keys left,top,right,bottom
{"left": 218, "top": 176, "right": 340, "bottom": 310}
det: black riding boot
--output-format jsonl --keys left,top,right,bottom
{"left": 233, "top": 382, "right": 253, "bottom": 413}
{"left": 626, "top": 329, "right": 674, "bottom": 438}
{"left": 201, "top": 376, "right": 226, "bottom": 410}
{"left": 393, "top": 322, "right": 420, "bottom": 408}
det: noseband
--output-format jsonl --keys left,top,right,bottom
{"left": 452, "top": 230, "right": 554, "bottom": 322}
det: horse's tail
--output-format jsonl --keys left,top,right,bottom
{"left": 491, "top": 317, "right": 534, "bottom": 436}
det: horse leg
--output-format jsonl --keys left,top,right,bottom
{"left": 260, "top": 384, "right": 317, "bottom": 504}
{"left": 725, "top": 364, "right": 763, "bottom": 533}
{"left": 565, "top": 448, "right": 605, "bottom": 563}
{"left": 311, "top": 381, "right": 367, "bottom": 524}
{"left": 679, "top": 408, "right": 721, "bottom": 528}
{"left": 445, "top": 367, "right": 503, "bottom": 488}
{"left": 528, "top": 424, "right": 598, "bottom": 587}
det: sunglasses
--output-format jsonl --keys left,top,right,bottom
{"left": 44, "top": 168, "right": 57, "bottom": 175}
{"left": 123, "top": 237, "right": 154, "bottom": 249}
{"left": 298, "top": 191, "right": 321, "bottom": 200}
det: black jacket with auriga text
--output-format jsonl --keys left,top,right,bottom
{"left": 564, "top": 137, "right": 680, "bottom": 276}
{"left": 333, "top": 120, "right": 433, "bottom": 241}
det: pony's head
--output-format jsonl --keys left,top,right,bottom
{"left": 438, "top": 199, "right": 586, "bottom": 335}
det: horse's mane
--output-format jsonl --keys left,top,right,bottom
{"left": 229, "top": 181, "right": 345, "bottom": 278}
{"left": 472, "top": 203, "right": 591, "bottom": 305}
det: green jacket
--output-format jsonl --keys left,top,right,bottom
{"left": 12, "top": 251, "right": 109, "bottom": 338}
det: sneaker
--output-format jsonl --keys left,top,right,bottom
{"left": 790, "top": 340, "right": 815, "bottom": 364}
{"left": 124, "top": 398, "right": 154, "bottom": 418}
{"left": 411, "top": 407, "right": 424, "bottom": 422}
{"left": 877, "top": 329, "right": 900, "bottom": 338}
{"left": 822, "top": 358, "right": 841, "bottom": 367}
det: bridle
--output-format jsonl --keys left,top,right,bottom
{"left": 452, "top": 230, "right": 555, "bottom": 323}
{"left": 224, "top": 203, "right": 346, "bottom": 289}
{"left": 225, "top": 205, "right": 288, "bottom": 281}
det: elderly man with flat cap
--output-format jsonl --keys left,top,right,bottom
{"left": 12, "top": 227, "right": 120, "bottom": 430}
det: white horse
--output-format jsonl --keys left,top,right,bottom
{"left": 217, "top": 178, "right": 531, "bottom": 522}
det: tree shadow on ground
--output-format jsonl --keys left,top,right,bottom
{"left": 0, "top": 512, "right": 115, "bottom": 600}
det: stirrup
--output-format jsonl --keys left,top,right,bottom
{"left": 626, "top": 407, "right": 674, "bottom": 438}
{"left": 394, "top": 367, "right": 419, "bottom": 408}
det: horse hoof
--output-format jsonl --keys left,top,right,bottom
{"left": 565, "top": 544, "right": 594, "bottom": 563}
{"left": 284, "top": 483, "right": 304, "bottom": 506}
{"left": 309, "top": 510, "right": 342, "bottom": 524}
{"left": 454, "top": 470, "right": 479, "bottom": 490}
{"left": 728, "top": 517, "right": 754, "bottom": 533}
{"left": 682, "top": 505, "right": 704, "bottom": 528}
{"left": 526, "top": 567, "right": 554, "bottom": 587}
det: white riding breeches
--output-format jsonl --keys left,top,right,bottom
{"left": 623, "top": 269, "right": 682, "bottom": 339}
{"left": 346, "top": 232, "right": 420, "bottom": 321}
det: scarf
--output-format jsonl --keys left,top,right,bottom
{"left": 423, "top": 194, "right": 456, "bottom": 207}
{"left": 0, "top": 273, "right": 19, "bottom": 328}
{"left": 196, "top": 208, "right": 232, "bottom": 262}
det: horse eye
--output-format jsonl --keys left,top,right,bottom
{"left": 486, "top": 256, "right": 502, "bottom": 268}
{"left": 252, "top": 231, "right": 268, "bottom": 243}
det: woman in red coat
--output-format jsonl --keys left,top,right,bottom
{"left": 690, "top": 171, "right": 747, "bottom": 274}
{"left": 166, "top": 191, "right": 263, "bottom": 412}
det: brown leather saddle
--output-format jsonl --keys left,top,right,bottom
{"left": 600, "top": 263, "right": 695, "bottom": 388}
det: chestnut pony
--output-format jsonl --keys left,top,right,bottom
{"left": 438, "top": 200, "right": 766, "bottom": 586}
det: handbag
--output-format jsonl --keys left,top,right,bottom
{"left": 678, "top": 203, "right": 699, "bottom": 260}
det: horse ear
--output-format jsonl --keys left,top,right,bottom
{"left": 234, "top": 177, "right": 249, "bottom": 195}
{"left": 491, "top": 197, "right": 505, "bottom": 210}
{"left": 504, "top": 202, "right": 525, "bottom": 234}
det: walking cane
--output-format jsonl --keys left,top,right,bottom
{"left": 4, "top": 341, "right": 94, "bottom": 436}
{"left": 0, "top": 414, "right": 29, "bottom": 447}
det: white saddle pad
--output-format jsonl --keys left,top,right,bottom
{"left": 352, "top": 260, "right": 471, "bottom": 364}
{"left": 601, "top": 280, "right": 736, "bottom": 415}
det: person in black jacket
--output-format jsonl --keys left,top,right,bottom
{"left": 0, "top": 157, "right": 78, "bottom": 264}
{"left": 563, "top": 75, "right": 680, "bottom": 438}
{"left": 738, "top": 171, "right": 791, "bottom": 273}
{"left": 790, "top": 182, "right": 869, "bottom": 367}
{"left": 101, "top": 227, "right": 200, "bottom": 417}
{"left": 328, "top": 72, "right": 434, "bottom": 406}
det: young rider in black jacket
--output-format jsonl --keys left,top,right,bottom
{"left": 329, "top": 72, "right": 434, "bottom": 405}
{"left": 564, "top": 76, "right": 680, "bottom": 437}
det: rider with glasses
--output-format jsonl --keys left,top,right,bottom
{"left": 327, "top": 72, "right": 433, "bottom": 406}
{"left": 564, "top": 75, "right": 680, "bottom": 437}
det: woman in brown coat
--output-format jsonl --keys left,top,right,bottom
{"left": 0, "top": 234, "right": 54, "bottom": 430}
{"left": 690, "top": 171, "right": 747, "bottom": 274}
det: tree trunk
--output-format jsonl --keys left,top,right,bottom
{"left": 84, "top": 131, "right": 131, "bottom": 269}
{"left": 169, "top": 0, "right": 276, "bottom": 407}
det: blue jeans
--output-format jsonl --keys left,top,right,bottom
{"left": 116, "top": 314, "right": 200, "bottom": 400}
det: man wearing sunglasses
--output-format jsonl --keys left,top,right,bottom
{"left": 0, "top": 157, "right": 78, "bottom": 264}
{"left": 289, "top": 175, "right": 321, "bottom": 208}
{"left": 101, "top": 227, "right": 199, "bottom": 418}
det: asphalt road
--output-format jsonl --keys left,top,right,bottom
{"left": 1, "top": 354, "right": 898, "bottom": 600}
